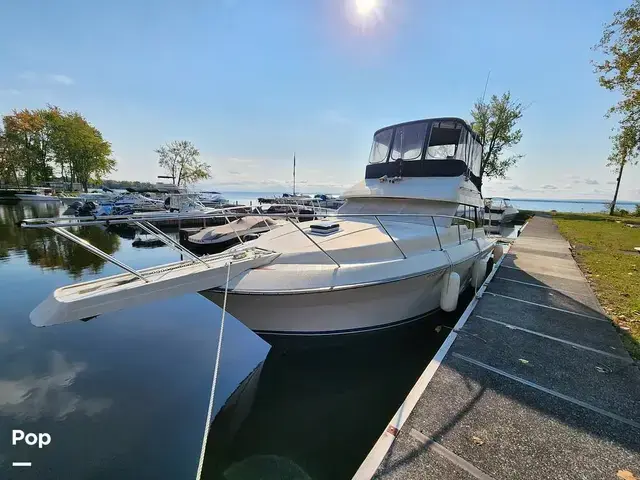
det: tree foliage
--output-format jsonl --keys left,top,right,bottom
{"left": 155, "top": 140, "right": 211, "bottom": 186}
{"left": 0, "top": 105, "right": 115, "bottom": 191}
{"left": 593, "top": 1, "right": 640, "bottom": 214}
{"left": 470, "top": 92, "right": 524, "bottom": 185}
{"left": 593, "top": 1, "right": 640, "bottom": 121}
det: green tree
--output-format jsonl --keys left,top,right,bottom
{"left": 2, "top": 108, "right": 56, "bottom": 185}
{"left": 155, "top": 140, "right": 211, "bottom": 187}
{"left": 470, "top": 92, "right": 524, "bottom": 187}
{"left": 607, "top": 123, "right": 639, "bottom": 215}
{"left": 50, "top": 110, "right": 116, "bottom": 191}
{"left": 593, "top": 1, "right": 640, "bottom": 214}
{"left": 593, "top": 1, "right": 640, "bottom": 121}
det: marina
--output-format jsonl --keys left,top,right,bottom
{"left": 0, "top": 200, "right": 474, "bottom": 479}
{"left": 2, "top": 0, "right": 640, "bottom": 475}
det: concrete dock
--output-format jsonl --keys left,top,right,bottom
{"left": 357, "top": 215, "right": 640, "bottom": 479}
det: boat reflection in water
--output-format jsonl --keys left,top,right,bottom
{"left": 201, "top": 298, "right": 471, "bottom": 480}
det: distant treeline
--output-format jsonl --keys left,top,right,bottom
{"left": 100, "top": 179, "right": 157, "bottom": 190}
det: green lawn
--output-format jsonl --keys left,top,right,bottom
{"left": 553, "top": 212, "right": 640, "bottom": 360}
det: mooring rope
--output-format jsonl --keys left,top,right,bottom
{"left": 195, "top": 260, "right": 232, "bottom": 480}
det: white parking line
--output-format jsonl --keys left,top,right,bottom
{"left": 493, "top": 276, "right": 589, "bottom": 297}
{"left": 484, "top": 291, "right": 609, "bottom": 322}
{"left": 475, "top": 315, "right": 630, "bottom": 361}
{"left": 453, "top": 353, "right": 640, "bottom": 430}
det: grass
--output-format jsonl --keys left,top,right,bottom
{"left": 553, "top": 212, "right": 640, "bottom": 360}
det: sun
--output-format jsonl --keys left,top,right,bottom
{"left": 355, "top": 0, "right": 377, "bottom": 16}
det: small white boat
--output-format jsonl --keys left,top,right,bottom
{"left": 24, "top": 117, "right": 499, "bottom": 344}
{"left": 197, "top": 191, "right": 228, "bottom": 208}
{"left": 15, "top": 188, "right": 61, "bottom": 202}
{"left": 186, "top": 216, "right": 286, "bottom": 249}
{"left": 484, "top": 197, "right": 519, "bottom": 229}
{"left": 313, "top": 194, "right": 344, "bottom": 209}
{"left": 59, "top": 195, "right": 81, "bottom": 206}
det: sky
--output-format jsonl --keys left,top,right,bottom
{"left": 1, "top": 0, "right": 639, "bottom": 201}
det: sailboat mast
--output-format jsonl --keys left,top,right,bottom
{"left": 293, "top": 152, "right": 296, "bottom": 196}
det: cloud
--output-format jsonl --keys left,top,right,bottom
{"left": 541, "top": 184, "right": 558, "bottom": 190}
{"left": 584, "top": 178, "right": 599, "bottom": 185}
{"left": 18, "top": 71, "right": 37, "bottom": 82}
{"left": 48, "top": 74, "right": 74, "bottom": 85}
{"left": 0, "top": 88, "right": 20, "bottom": 95}
{"left": 18, "top": 71, "right": 74, "bottom": 86}
{"left": 607, "top": 181, "right": 617, "bottom": 185}
{"left": 0, "top": 351, "right": 111, "bottom": 420}
{"left": 509, "top": 185, "right": 524, "bottom": 191}
{"left": 566, "top": 174, "right": 581, "bottom": 180}
{"left": 563, "top": 184, "right": 573, "bottom": 189}
{"left": 319, "top": 109, "right": 351, "bottom": 125}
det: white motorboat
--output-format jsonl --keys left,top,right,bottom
{"left": 186, "top": 215, "right": 286, "bottom": 249}
{"left": 484, "top": 197, "right": 519, "bottom": 229}
{"left": 23, "top": 117, "right": 498, "bottom": 344}
{"left": 15, "top": 188, "right": 61, "bottom": 202}
{"left": 197, "top": 191, "right": 229, "bottom": 208}
{"left": 313, "top": 193, "right": 345, "bottom": 209}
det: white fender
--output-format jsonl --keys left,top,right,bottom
{"left": 440, "top": 271, "right": 460, "bottom": 312}
{"left": 493, "top": 244, "right": 504, "bottom": 261}
{"left": 471, "top": 258, "right": 488, "bottom": 288}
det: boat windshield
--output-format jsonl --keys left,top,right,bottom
{"left": 367, "top": 119, "right": 482, "bottom": 177}
{"left": 390, "top": 122, "right": 429, "bottom": 161}
{"left": 368, "top": 128, "right": 393, "bottom": 164}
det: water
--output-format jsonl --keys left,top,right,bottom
{"left": 221, "top": 191, "right": 639, "bottom": 214}
{"left": 0, "top": 201, "right": 459, "bottom": 479}
{"left": 508, "top": 198, "right": 638, "bottom": 214}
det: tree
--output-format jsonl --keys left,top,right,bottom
{"left": 607, "top": 123, "right": 639, "bottom": 215}
{"left": 1, "top": 106, "right": 115, "bottom": 190}
{"left": 2, "top": 108, "right": 56, "bottom": 185}
{"left": 593, "top": 1, "right": 640, "bottom": 121}
{"left": 155, "top": 140, "right": 211, "bottom": 186}
{"left": 593, "top": 1, "right": 640, "bottom": 214}
{"left": 470, "top": 92, "right": 524, "bottom": 187}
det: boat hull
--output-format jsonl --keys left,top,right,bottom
{"left": 15, "top": 194, "right": 60, "bottom": 202}
{"left": 200, "top": 254, "right": 478, "bottom": 342}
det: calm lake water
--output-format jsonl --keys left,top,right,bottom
{"left": 220, "top": 191, "right": 639, "bottom": 215}
{"left": 0, "top": 201, "right": 461, "bottom": 479}
{"left": 510, "top": 199, "right": 639, "bottom": 214}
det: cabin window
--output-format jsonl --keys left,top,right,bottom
{"left": 452, "top": 204, "right": 478, "bottom": 228}
{"left": 426, "top": 121, "right": 463, "bottom": 159}
{"left": 470, "top": 141, "right": 482, "bottom": 176}
{"left": 390, "top": 122, "right": 429, "bottom": 161}
{"left": 368, "top": 128, "right": 393, "bottom": 164}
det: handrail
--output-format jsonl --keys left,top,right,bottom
{"left": 22, "top": 212, "right": 480, "bottom": 278}
{"left": 50, "top": 225, "right": 149, "bottom": 282}
{"left": 374, "top": 215, "right": 407, "bottom": 259}
{"left": 288, "top": 219, "right": 341, "bottom": 267}
{"left": 21, "top": 212, "right": 478, "bottom": 228}
{"left": 431, "top": 217, "right": 442, "bottom": 250}
{"left": 134, "top": 221, "right": 210, "bottom": 268}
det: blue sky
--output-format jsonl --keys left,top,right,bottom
{"left": 1, "top": 0, "right": 638, "bottom": 200}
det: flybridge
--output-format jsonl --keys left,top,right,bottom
{"left": 365, "top": 117, "right": 483, "bottom": 188}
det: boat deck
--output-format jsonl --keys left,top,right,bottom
{"left": 357, "top": 214, "right": 640, "bottom": 480}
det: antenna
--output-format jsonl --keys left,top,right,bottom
{"left": 481, "top": 70, "right": 491, "bottom": 104}
{"left": 293, "top": 152, "right": 296, "bottom": 196}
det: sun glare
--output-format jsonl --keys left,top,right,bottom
{"left": 355, "top": 0, "right": 377, "bottom": 16}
